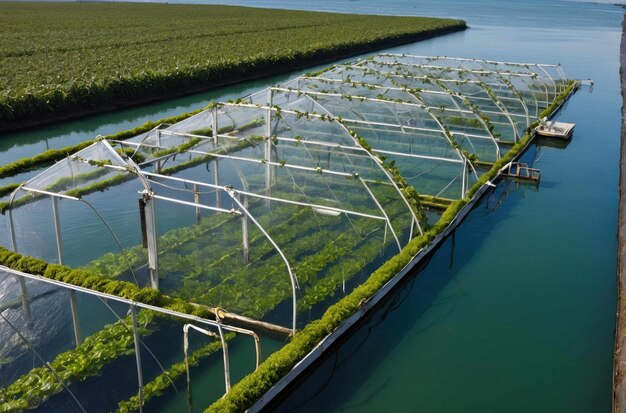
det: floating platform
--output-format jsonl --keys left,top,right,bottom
{"left": 501, "top": 162, "right": 541, "bottom": 183}
{"left": 535, "top": 120, "right": 575, "bottom": 139}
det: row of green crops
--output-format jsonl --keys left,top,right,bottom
{"left": 0, "top": 108, "right": 204, "bottom": 181}
{"left": 0, "top": 2, "right": 465, "bottom": 129}
{"left": 0, "top": 247, "right": 233, "bottom": 412}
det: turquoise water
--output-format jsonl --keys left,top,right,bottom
{"left": 0, "top": 0, "right": 622, "bottom": 411}
{"left": 261, "top": 2, "right": 623, "bottom": 412}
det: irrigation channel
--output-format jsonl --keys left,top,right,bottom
{"left": 0, "top": 0, "right": 621, "bottom": 412}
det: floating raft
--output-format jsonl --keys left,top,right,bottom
{"left": 535, "top": 119, "right": 575, "bottom": 139}
{"left": 501, "top": 162, "right": 541, "bottom": 183}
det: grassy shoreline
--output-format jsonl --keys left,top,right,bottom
{"left": 0, "top": 3, "right": 466, "bottom": 132}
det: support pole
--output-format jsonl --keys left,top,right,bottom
{"left": 131, "top": 305, "right": 144, "bottom": 413}
{"left": 155, "top": 129, "right": 162, "bottom": 173}
{"left": 7, "top": 202, "right": 32, "bottom": 326}
{"left": 462, "top": 160, "right": 468, "bottom": 198}
{"left": 142, "top": 191, "right": 159, "bottom": 290}
{"left": 265, "top": 89, "right": 274, "bottom": 194}
{"left": 215, "top": 318, "right": 231, "bottom": 393}
{"left": 193, "top": 183, "right": 200, "bottom": 225}
{"left": 241, "top": 194, "right": 249, "bottom": 264}
{"left": 212, "top": 107, "right": 221, "bottom": 209}
{"left": 183, "top": 326, "right": 193, "bottom": 413}
{"left": 51, "top": 195, "right": 82, "bottom": 346}
{"left": 214, "top": 159, "right": 221, "bottom": 209}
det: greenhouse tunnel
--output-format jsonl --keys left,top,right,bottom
{"left": 0, "top": 54, "right": 568, "bottom": 412}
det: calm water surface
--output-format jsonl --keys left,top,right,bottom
{"left": 0, "top": 0, "right": 622, "bottom": 411}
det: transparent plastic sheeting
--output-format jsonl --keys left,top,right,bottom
{"left": 1, "top": 54, "right": 566, "bottom": 334}
{"left": 0, "top": 268, "right": 266, "bottom": 412}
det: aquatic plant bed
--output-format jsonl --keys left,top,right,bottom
{"left": 0, "top": 2, "right": 465, "bottom": 131}
{"left": 0, "top": 55, "right": 577, "bottom": 412}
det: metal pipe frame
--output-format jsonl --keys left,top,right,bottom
{"left": 355, "top": 60, "right": 551, "bottom": 109}
{"left": 226, "top": 189, "right": 300, "bottom": 335}
{"left": 379, "top": 53, "right": 562, "bottom": 70}
{"left": 368, "top": 56, "right": 555, "bottom": 83}
{"left": 300, "top": 75, "right": 530, "bottom": 122}
{"left": 274, "top": 83, "right": 508, "bottom": 149}
{"left": 51, "top": 195, "right": 82, "bottom": 346}
{"left": 335, "top": 62, "right": 509, "bottom": 152}
{"left": 6, "top": 185, "right": 32, "bottom": 325}
{"left": 276, "top": 92, "right": 421, "bottom": 237}
{"left": 142, "top": 171, "right": 387, "bottom": 222}
{"left": 0, "top": 265, "right": 263, "bottom": 337}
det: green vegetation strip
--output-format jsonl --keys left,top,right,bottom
{"left": 0, "top": 2, "right": 465, "bottom": 129}
{"left": 0, "top": 248, "right": 227, "bottom": 412}
{"left": 0, "top": 110, "right": 201, "bottom": 181}
{"left": 205, "top": 81, "right": 578, "bottom": 413}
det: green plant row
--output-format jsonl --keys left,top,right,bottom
{"left": 0, "top": 199, "right": 392, "bottom": 411}
{"left": 0, "top": 183, "right": 20, "bottom": 198}
{"left": 205, "top": 80, "right": 579, "bottom": 413}
{"left": 0, "top": 134, "right": 254, "bottom": 214}
{"left": 0, "top": 246, "right": 232, "bottom": 411}
{"left": 0, "top": 110, "right": 202, "bottom": 181}
{"left": 0, "top": 2, "right": 466, "bottom": 128}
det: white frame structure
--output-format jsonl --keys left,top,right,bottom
{"left": 3, "top": 54, "right": 565, "bottom": 337}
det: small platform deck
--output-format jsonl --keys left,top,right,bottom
{"left": 535, "top": 120, "right": 576, "bottom": 139}
{"left": 501, "top": 162, "right": 541, "bottom": 183}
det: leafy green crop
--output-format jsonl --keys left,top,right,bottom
{"left": 0, "top": 2, "right": 465, "bottom": 129}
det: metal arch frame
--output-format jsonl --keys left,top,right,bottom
{"left": 271, "top": 85, "right": 488, "bottom": 149}
{"left": 482, "top": 74, "right": 532, "bottom": 131}
{"left": 324, "top": 70, "right": 482, "bottom": 181}
{"left": 445, "top": 61, "right": 523, "bottom": 142}
{"left": 7, "top": 140, "right": 164, "bottom": 290}
{"left": 328, "top": 95, "right": 478, "bottom": 198}
{"left": 178, "top": 146, "right": 405, "bottom": 249}
{"left": 363, "top": 57, "right": 552, "bottom": 110}
{"left": 403, "top": 76, "right": 504, "bottom": 154}
{"left": 377, "top": 53, "right": 563, "bottom": 79}
{"left": 0, "top": 265, "right": 260, "bottom": 410}
{"left": 362, "top": 58, "right": 553, "bottom": 113}
{"left": 221, "top": 99, "right": 424, "bottom": 236}
{"left": 304, "top": 72, "right": 528, "bottom": 124}
{"left": 350, "top": 60, "right": 541, "bottom": 137}
{"left": 465, "top": 60, "right": 537, "bottom": 128}
{"left": 381, "top": 53, "right": 565, "bottom": 113}
{"left": 226, "top": 188, "right": 300, "bottom": 334}
{"left": 304, "top": 74, "right": 530, "bottom": 125}
{"left": 9, "top": 149, "right": 304, "bottom": 337}
{"left": 272, "top": 85, "right": 490, "bottom": 156}
{"left": 269, "top": 91, "right": 419, "bottom": 240}
{"left": 136, "top": 168, "right": 398, "bottom": 334}
{"left": 363, "top": 57, "right": 540, "bottom": 81}
{"left": 269, "top": 86, "right": 479, "bottom": 198}
{"left": 330, "top": 60, "right": 545, "bottom": 100}
{"left": 325, "top": 63, "right": 504, "bottom": 152}
{"left": 499, "top": 74, "right": 544, "bottom": 119}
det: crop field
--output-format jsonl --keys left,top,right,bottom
{"left": 0, "top": 2, "right": 465, "bottom": 129}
